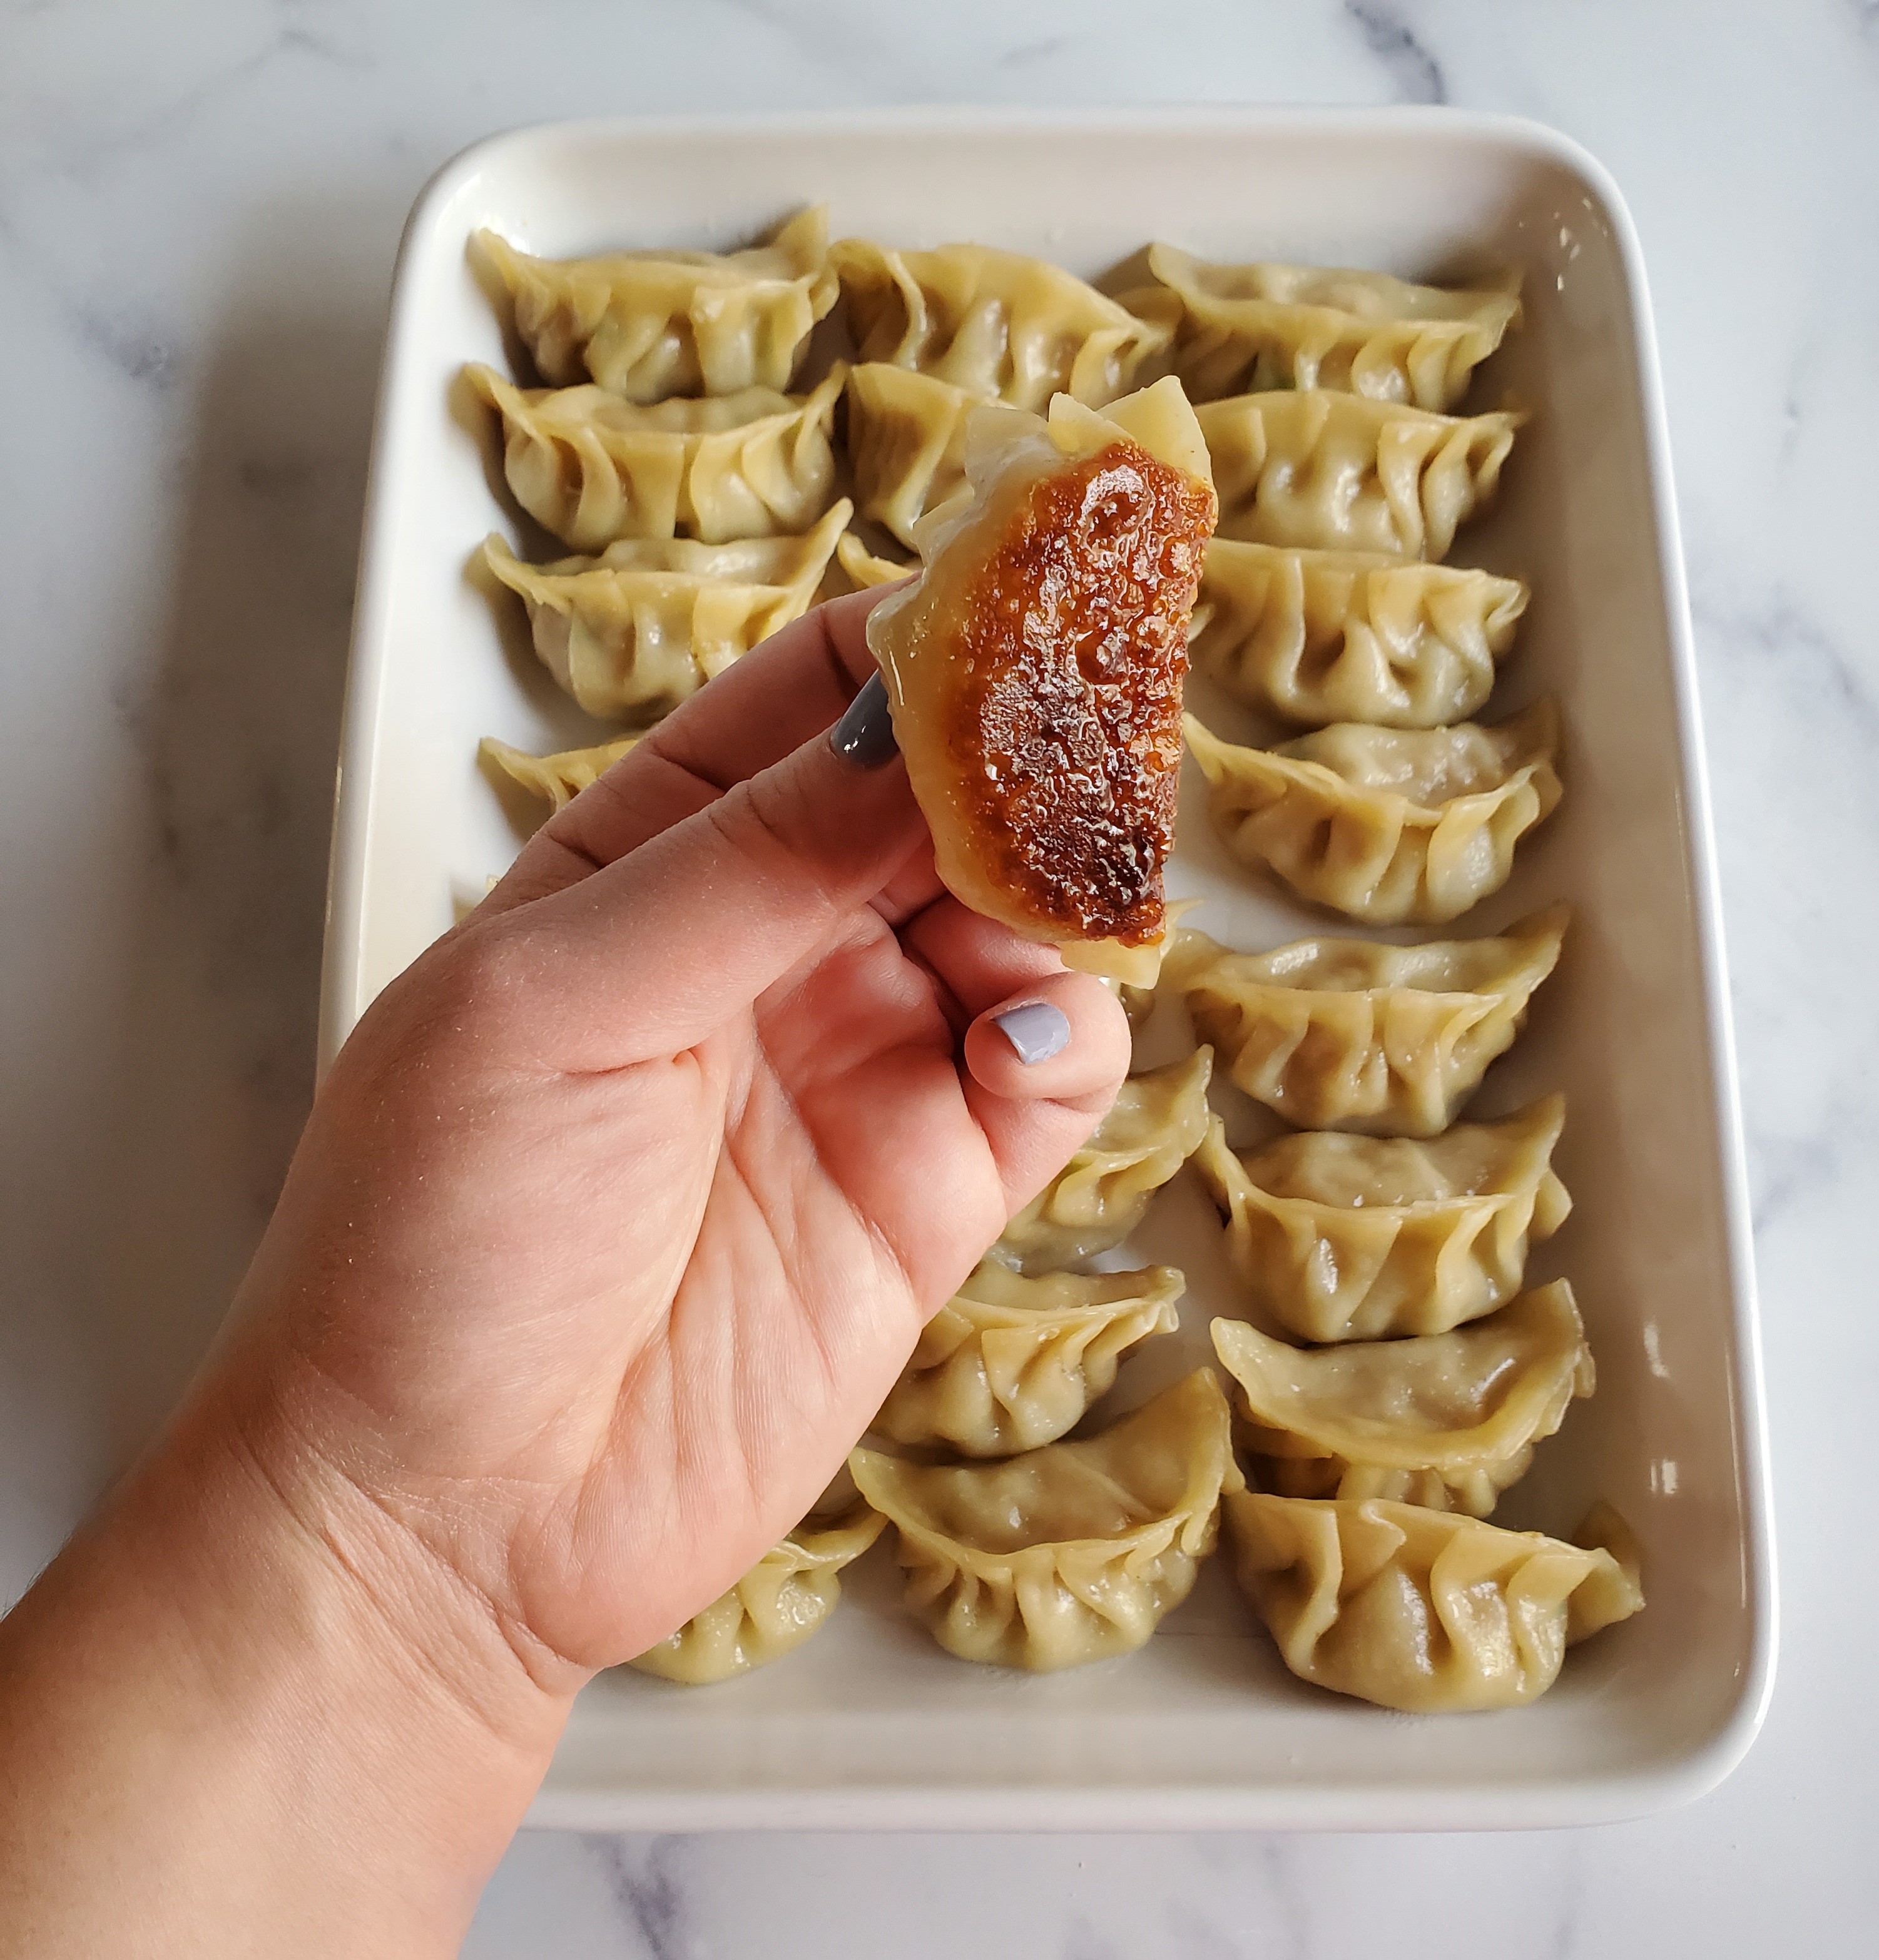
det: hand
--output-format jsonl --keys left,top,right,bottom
{"left": 211, "top": 584, "right": 1131, "bottom": 1705}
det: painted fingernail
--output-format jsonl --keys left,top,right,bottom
{"left": 992, "top": 1001, "right": 1072, "bottom": 1065}
{"left": 829, "top": 671, "right": 899, "bottom": 768}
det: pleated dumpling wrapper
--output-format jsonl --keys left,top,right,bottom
{"left": 1169, "top": 906, "right": 1567, "bottom": 1137}
{"left": 845, "top": 363, "right": 979, "bottom": 549}
{"left": 466, "top": 363, "right": 843, "bottom": 552}
{"left": 479, "top": 734, "right": 640, "bottom": 815}
{"left": 868, "top": 380, "right": 1218, "bottom": 985}
{"left": 1124, "top": 245, "right": 1522, "bottom": 412}
{"left": 480, "top": 501, "right": 848, "bottom": 721}
{"left": 627, "top": 1496, "right": 884, "bottom": 1686}
{"left": 873, "top": 1261, "right": 1183, "bottom": 1459}
{"left": 1192, "top": 1094, "right": 1570, "bottom": 1343}
{"left": 851, "top": 1368, "right": 1233, "bottom": 1672}
{"left": 1196, "top": 390, "right": 1522, "bottom": 561}
{"left": 474, "top": 205, "right": 838, "bottom": 402}
{"left": 1212, "top": 1279, "right": 1594, "bottom": 1518}
{"left": 994, "top": 1047, "right": 1213, "bottom": 1272}
{"left": 1225, "top": 1490, "right": 1644, "bottom": 1712}
{"left": 1185, "top": 701, "right": 1562, "bottom": 927}
{"left": 1193, "top": 539, "right": 1527, "bottom": 729}
{"left": 832, "top": 238, "right": 1174, "bottom": 413}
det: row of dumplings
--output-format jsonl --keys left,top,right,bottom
{"left": 459, "top": 209, "right": 1641, "bottom": 1710}
{"left": 465, "top": 207, "right": 1541, "bottom": 835}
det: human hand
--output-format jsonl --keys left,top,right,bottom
{"left": 210, "top": 584, "right": 1132, "bottom": 1715}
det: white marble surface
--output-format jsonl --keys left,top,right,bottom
{"left": 2, "top": 0, "right": 1875, "bottom": 1951}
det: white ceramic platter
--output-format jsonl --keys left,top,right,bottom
{"left": 320, "top": 108, "right": 1773, "bottom": 1830}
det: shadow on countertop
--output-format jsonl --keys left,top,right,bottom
{"left": 83, "top": 203, "right": 391, "bottom": 1465}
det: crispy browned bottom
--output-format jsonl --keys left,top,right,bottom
{"left": 941, "top": 439, "right": 1214, "bottom": 947}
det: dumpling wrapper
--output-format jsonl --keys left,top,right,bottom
{"left": 1193, "top": 1095, "right": 1571, "bottom": 1343}
{"left": 1212, "top": 1279, "right": 1594, "bottom": 1518}
{"left": 479, "top": 734, "right": 640, "bottom": 814}
{"left": 873, "top": 1261, "right": 1183, "bottom": 1458}
{"left": 626, "top": 1499, "right": 885, "bottom": 1685}
{"left": 851, "top": 1368, "right": 1234, "bottom": 1672}
{"left": 1225, "top": 1489, "right": 1644, "bottom": 1712}
{"left": 474, "top": 205, "right": 838, "bottom": 402}
{"left": 833, "top": 238, "right": 1174, "bottom": 412}
{"left": 1128, "top": 246, "right": 1522, "bottom": 411}
{"left": 1169, "top": 906, "right": 1568, "bottom": 1136}
{"left": 466, "top": 362, "right": 844, "bottom": 552}
{"left": 845, "top": 363, "right": 979, "bottom": 551}
{"left": 480, "top": 500, "right": 848, "bottom": 721}
{"left": 1186, "top": 701, "right": 1562, "bottom": 927}
{"left": 1196, "top": 390, "right": 1522, "bottom": 561}
{"left": 1193, "top": 539, "right": 1527, "bottom": 729}
{"left": 868, "top": 379, "right": 1218, "bottom": 985}
{"left": 994, "top": 1047, "right": 1214, "bottom": 1272}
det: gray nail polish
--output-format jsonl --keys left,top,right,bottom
{"left": 992, "top": 1000, "right": 1072, "bottom": 1065}
{"left": 829, "top": 671, "right": 899, "bottom": 768}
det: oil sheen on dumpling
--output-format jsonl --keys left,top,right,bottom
{"left": 994, "top": 1047, "right": 1213, "bottom": 1272}
{"left": 1212, "top": 1279, "right": 1594, "bottom": 1517}
{"left": 1170, "top": 906, "right": 1568, "bottom": 1136}
{"left": 1193, "top": 541, "right": 1527, "bottom": 729}
{"left": 1185, "top": 701, "right": 1562, "bottom": 927}
{"left": 832, "top": 239, "right": 1174, "bottom": 412}
{"left": 479, "top": 734, "right": 640, "bottom": 813}
{"left": 1196, "top": 390, "right": 1522, "bottom": 560}
{"left": 844, "top": 363, "right": 979, "bottom": 550}
{"left": 480, "top": 501, "right": 847, "bottom": 721}
{"left": 466, "top": 363, "right": 843, "bottom": 551}
{"left": 851, "top": 1368, "right": 1233, "bottom": 1672}
{"left": 627, "top": 1498, "right": 884, "bottom": 1685}
{"left": 1225, "top": 1489, "right": 1644, "bottom": 1711}
{"left": 474, "top": 206, "right": 838, "bottom": 402}
{"left": 872, "top": 1261, "right": 1183, "bottom": 1458}
{"left": 1192, "top": 1094, "right": 1571, "bottom": 1342}
{"left": 868, "top": 380, "right": 1218, "bottom": 984}
{"left": 1127, "top": 246, "right": 1522, "bottom": 411}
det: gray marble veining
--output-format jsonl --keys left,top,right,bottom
{"left": 3, "top": 1, "right": 1877, "bottom": 1955}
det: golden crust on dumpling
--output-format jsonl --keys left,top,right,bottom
{"left": 868, "top": 380, "right": 1217, "bottom": 983}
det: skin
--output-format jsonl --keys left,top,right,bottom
{"left": 0, "top": 587, "right": 1131, "bottom": 1958}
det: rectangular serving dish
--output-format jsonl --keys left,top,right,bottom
{"left": 320, "top": 107, "right": 1773, "bottom": 1831}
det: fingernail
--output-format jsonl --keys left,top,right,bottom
{"left": 992, "top": 1001, "right": 1072, "bottom": 1065}
{"left": 829, "top": 671, "right": 899, "bottom": 768}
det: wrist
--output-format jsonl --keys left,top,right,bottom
{"left": 0, "top": 1369, "right": 572, "bottom": 1959}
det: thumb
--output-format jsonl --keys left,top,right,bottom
{"left": 508, "top": 673, "right": 926, "bottom": 1065}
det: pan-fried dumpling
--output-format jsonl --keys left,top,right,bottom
{"left": 480, "top": 502, "right": 847, "bottom": 721}
{"left": 873, "top": 1262, "right": 1183, "bottom": 1458}
{"left": 627, "top": 1497, "right": 884, "bottom": 1685}
{"left": 474, "top": 206, "right": 838, "bottom": 402}
{"left": 1224, "top": 1489, "right": 1644, "bottom": 1711}
{"left": 1212, "top": 1279, "right": 1593, "bottom": 1517}
{"left": 1193, "top": 540, "right": 1527, "bottom": 728}
{"left": 869, "top": 382, "right": 1216, "bottom": 983}
{"left": 1196, "top": 390, "right": 1522, "bottom": 560}
{"left": 466, "top": 363, "right": 843, "bottom": 552}
{"left": 1193, "top": 1094, "right": 1570, "bottom": 1342}
{"left": 995, "top": 1047, "right": 1213, "bottom": 1272}
{"left": 1170, "top": 906, "right": 1567, "bottom": 1135}
{"left": 1125, "top": 246, "right": 1522, "bottom": 411}
{"left": 479, "top": 734, "right": 640, "bottom": 812}
{"left": 845, "top": 363, "right": 977, "bottom": 549}
{"left": 833, "top": 239, "right": 1173, "bottom": 412}
{"left": 851, "top": 1369, "right": 1233, "bottom": 1671}
{"left": 1185, "top": 701, "right": 1562, "bottom": 927}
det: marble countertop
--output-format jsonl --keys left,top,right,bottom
{"left": 3, "top": 1, "right": 1874, "bottom": 1952}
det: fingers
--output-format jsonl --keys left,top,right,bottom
{"left": 501, "top": 673, "right": 928, "bottom": 1070}
{"left": 484, "top": 589, "right": 894, "bottom": 917}
{"left": 964, "top": 972, "right": 1133, "bottom": 1110}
